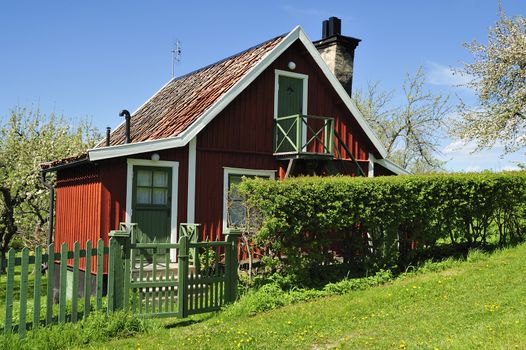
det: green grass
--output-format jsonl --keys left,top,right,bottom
{"left": 0, "top": 264, "right": 48, "bottom": 325}
{"left": 72, "top": 242, "right": 526, "bottom": 350}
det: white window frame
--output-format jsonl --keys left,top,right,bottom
{"left": 126, "top": 158, "right": 179, "bottom": 261}
{"left": 274, "top": 69, "right": 309, "bottom": 151}
{"left": 222, "top": 167, "right": 276, "bottom": 231}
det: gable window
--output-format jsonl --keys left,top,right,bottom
{"left": 223, "top": 168, "right": 276, "bottom": 230}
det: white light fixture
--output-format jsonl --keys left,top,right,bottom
{"left": 287, "top": 61, "right": 296, "bottom": 70}
{"left": 151, "top": 153, "right": 160, "bottom": 161}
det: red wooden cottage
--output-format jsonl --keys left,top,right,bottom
{"left": 41, "top": 18, "right": 408, "bottom": 262}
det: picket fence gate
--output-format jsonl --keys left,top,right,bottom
{"left": 0, "top": 224, "right": 239, "bottom": 336}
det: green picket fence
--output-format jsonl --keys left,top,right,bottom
{"left": 110, "top": 225, "right": 239, "bottom": 319}
{"left": 1, "top": 240, "right": 108, "bottom": 337}
{"left": 1, "top": 225, "right": 240, "bottom": 337}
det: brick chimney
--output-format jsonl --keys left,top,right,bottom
{"left": 313, "top": 17, "right": 361, "bottom": 97}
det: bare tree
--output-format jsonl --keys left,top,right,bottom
{"left": 354, "top": 67, "right": 451, "bottom": 173}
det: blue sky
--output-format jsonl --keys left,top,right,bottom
{"left": 1, "top": 0, "right": 525, "bottom": 171}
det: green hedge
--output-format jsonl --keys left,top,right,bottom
{"left": 237, "top": 172, "right": 526, "bottom": 278}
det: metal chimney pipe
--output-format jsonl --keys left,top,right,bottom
{"left": 105, "top": 127, "right": 111, "bottom": 146}
{"left": 119, "top": 110, "right": 131, "bottom": 143}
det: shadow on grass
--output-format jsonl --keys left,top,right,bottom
{"left": 162, "top": 312, "right": 216, "bottom": 329}
{"left": 244, "top": 239, "right": 525, "bottom": 291}
{"left": 408, "top": 240, "right": 523, "bottom": 266}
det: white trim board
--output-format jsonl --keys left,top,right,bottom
{"left": 88, "top": 25, "right": 389, "bottom": 162}
{"left": 125, "top": 158, "right": 180, "bottom": 261}
{"left": 186, "top": 137, "right": 197, "bottom": 223}
{"left": 222, "top": 167, "right": 276, "bottom": 231}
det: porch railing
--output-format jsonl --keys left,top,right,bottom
{"left": 274, "top": 114, "right": 335, "bottom": 158}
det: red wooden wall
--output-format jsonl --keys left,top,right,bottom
{"left": 55, "top": 164, "right": 102, "bottom": 272}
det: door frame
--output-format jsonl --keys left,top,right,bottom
{"left": 274, "top": 69, "right": 309, "bottom": 151}
{"left": 126, "top": 158, "right": 179, "bottom": 261}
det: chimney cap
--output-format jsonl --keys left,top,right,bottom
{"left": 322, "top": 16, "right": 341, "bottom": 39}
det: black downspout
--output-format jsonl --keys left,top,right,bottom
{"left": 39, "top": 170, "right": 55, "bottom": 246}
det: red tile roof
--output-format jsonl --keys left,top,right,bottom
{"left": 100, "top": 35, "right": 284, "bottom": 147}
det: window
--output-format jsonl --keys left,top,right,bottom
{"left": 135, "top": 168, "right": 170, "bottom": 206}
{"left": 223, "top": 168, "right": 275, "bottom": 230}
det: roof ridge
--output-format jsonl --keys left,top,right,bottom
{"left": 170, "top": 33, "right": 287, "bottom": 82}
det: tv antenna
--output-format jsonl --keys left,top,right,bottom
{"left": 171, "top": 40, "right": 182, "bottom": 78}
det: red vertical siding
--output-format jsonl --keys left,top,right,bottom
{"left": 56, "top": 165, "right": 102, "bottom": 246}
{"left": 55, "top": 164, "right": 102, "bottom": 272}
{"left": 99, "top": 158, "right": 127, "bottom": 241}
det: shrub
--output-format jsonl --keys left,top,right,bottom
{"left": 237, "top": 171, "right": 526, "bottom": 280}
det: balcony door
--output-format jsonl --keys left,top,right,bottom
{"left": 274, "top": 70, "right": 308, "bottom": 153}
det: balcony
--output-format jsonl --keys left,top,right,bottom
{"left": 274, "top": 114, "right": 335, "bottom": 159}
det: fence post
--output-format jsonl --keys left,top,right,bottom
{"left": 108, "top": 228, "right": 131, "bottom": 312}
{"left": 224, "top": 228, "right": 241, "bottom": 304}
{"left": 179, "top": 223, "right": 201, "bottom": 268}
{"left": 177, "top": 235, "right": 189, "bottom": 318}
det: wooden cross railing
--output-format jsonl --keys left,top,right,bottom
{"left": 274, "top": 114, "right": 335, "bottom": 158}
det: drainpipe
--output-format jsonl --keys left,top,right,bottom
{"left": 39, "top": 170, "right": 55, "bottom": 246}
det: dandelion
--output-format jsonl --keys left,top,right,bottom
{"left": 400, "top": 340, "right": 407, "bottom": 349}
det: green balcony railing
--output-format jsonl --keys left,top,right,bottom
{"left": 274, "top": 114, "right": 335, "bottom": 158}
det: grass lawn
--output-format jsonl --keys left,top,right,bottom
{"left": 74, "top": 243, "right": 526, "bottom": 349}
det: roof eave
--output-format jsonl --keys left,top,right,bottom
{"left": 375, "top": 158, "right": 411, "bottom": 175}
{"left": 88, "top": 136, "right": 186, "bottom": 161}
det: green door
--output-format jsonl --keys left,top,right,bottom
{"left": 277, "top": 75, "right": 304, "bottom": 153}
{"left": 132, "top": 166, "right": 172, "bottom": 246}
